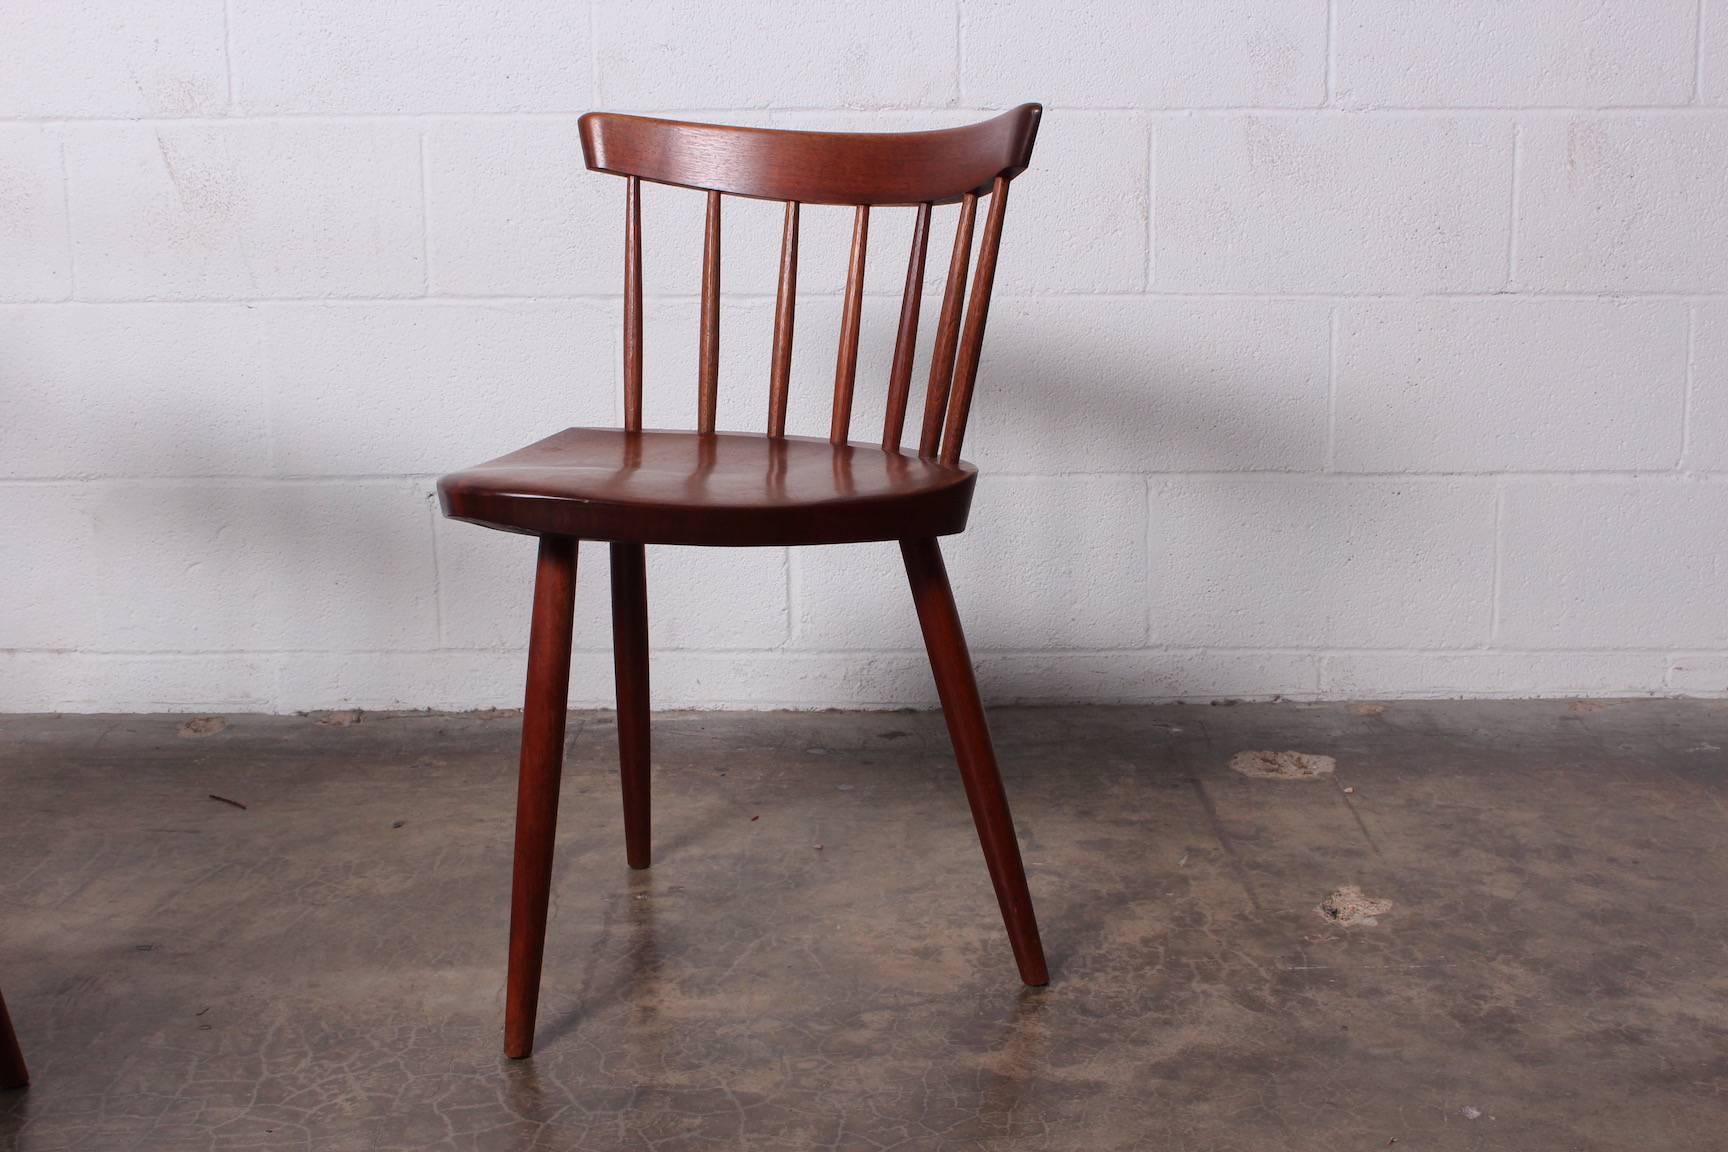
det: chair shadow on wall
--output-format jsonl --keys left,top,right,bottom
{"left": 894, "top": 306, "right": 1324, "bottom": 687}
{"left": 76, "top": 407, "right": 438, "bottom": 701}
{"left": 933, "top": 317, "right": 1326, "bottom": 960}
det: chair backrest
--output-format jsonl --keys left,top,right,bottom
{"left": 577, "top": 104, "right": 1042, "bottom": 467}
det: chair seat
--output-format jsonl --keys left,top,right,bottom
{"left": 437, "top": 428, "right": 978, "bottom": 546}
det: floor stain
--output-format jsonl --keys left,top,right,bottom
{"left": 1320, "top": 885, "right": 1394, "bottom": 926}
{"left": 1230, "top": 750, "right": 1336, "bottom": 780}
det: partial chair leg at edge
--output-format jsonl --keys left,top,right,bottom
{"left": 611, "top": 541, "right": 652, "bottom": 870}
{"left": 503, "top": 535, "right": 579, "bottom": 1060}
{"left": 900, "top": 536, "right": 1050, "bottom": 987}
{"left": 0, "top": 988, "right": 28, "bottom": 1089}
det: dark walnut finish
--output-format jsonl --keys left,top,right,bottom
{"left": 443, "top": 428, "right": 976, "bottom": 547}
{"left": 502, "top": 536, "right": 578, "bottom": 1060}
{"left": 436, "top": 104, "right": 1046, "bottom": 1059}
{"left": 577, "top": 108, "right": 1039, "bottom": 205}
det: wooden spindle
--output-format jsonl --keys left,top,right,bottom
{"left": 940, "top": 178, "right": 1010, "bottom": 467}
{"left": 699, "top": 189, "right": 721, "bottom": 435}
{"left": 623, "top": 177, "right": 643, "bottom": 432}
{"left": 768, "top": 201, "right": 799, "bottom": 438}
{"left": 883, "top": 202, "right": 932, "bottom": 451}
{"left": 830, "top": 204, "right": 869, "bottom": 445}
{"left": 919, "top": 193, "right": 977, "bottom": 458}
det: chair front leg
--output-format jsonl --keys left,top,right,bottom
{"left": 900, "top": 537, "right": 1049, "bottom": 986}
{"left": 0, "top": 986, "right": 27, "bottom": 1089}
{"left": 504, "top": 535, "right": 579, "bottom": 1059}
{"left": 610, "top": 542, "right": 651, "bottom": 870}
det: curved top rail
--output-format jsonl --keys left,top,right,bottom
{"left": 578, "top": 105, "right": 1041, "bottom": 206}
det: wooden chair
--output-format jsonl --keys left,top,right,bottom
{"left": 0, "top": 987, "right": 26, "bottom": 1089}
{"left": 438, "top": 104, "right": 1048, "bottom": 1058}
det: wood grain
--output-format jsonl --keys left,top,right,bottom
{"left": 623, "top": 176, "right": 643, "bottom": 431}
{"left": 581, "top": 105, "right": 1040, "bottom": 206}
{"left": 503, "top": 535, "right": 578, "bottom": 1058}
{"left": 440, "top": 428, "right": 976, "bottom": 547}
{"left": 901, "top": 537, "right": 1049, "bottom": 986}
{"left": 698, "top": 189, "right": 721, "bottom": 435}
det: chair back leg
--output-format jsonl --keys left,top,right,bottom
{"left": 610, "top": 542, "right": 652, "bottom": 870}
{"left": 504, "top": 535, "right": 579, "bottom": 1059}
{"left": 900, "top": 537, "right": 1049, "bottom": 986}
{"left": 0, "top": 987, "right": 27, "bottom": 1089}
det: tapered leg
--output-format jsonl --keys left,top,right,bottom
{"left": 0, "top": 987, "right": 27, "bottom": 1089}
{"left": 610, "top": 541, "right": 651, "bottom": 870}
{"left": 504, "top": 535, "right": 579, "bottom": 1059}
{"left": 901, "top": 538, "right": 1049, "bottom": 986}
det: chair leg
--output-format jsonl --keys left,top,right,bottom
{"left": 900, "top": 538, "right": 1049, "bottom": 986}
{"left": 503, "top": 535, "right": 579, "bottom": 1059}
{"left": 0, "top": 987, "right": 27, "bottom": 1089}
{"left": 610, "top": 542, "right": 651, "bottom": 870}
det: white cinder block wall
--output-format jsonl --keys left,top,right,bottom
{"left": 3, "top": 0, "right": 1727, "bottom": 712}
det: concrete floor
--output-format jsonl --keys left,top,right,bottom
{"left": 1, "top": 701, "right": 1725, "bottom": 1151}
